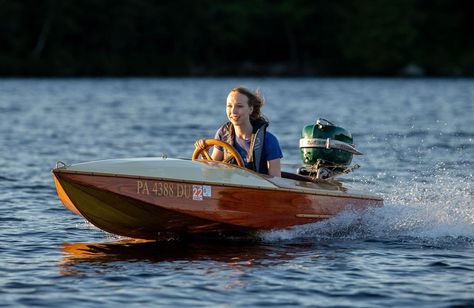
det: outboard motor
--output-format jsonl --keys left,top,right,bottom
{"left": 298, "top": 118, "right": 362, "bottom": 179}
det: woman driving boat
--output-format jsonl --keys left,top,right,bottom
{"left": 196, "top": 87, "right": 283, "bottom": 177}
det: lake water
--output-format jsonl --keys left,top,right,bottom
{"left": 0, "top": 78, "right": 473, "bottom": 307}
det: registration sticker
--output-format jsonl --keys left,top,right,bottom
{"left": 192, "top": 185, "right": 212, "bottom": 201}
{"left": 203, "top": 185, "right": 212, "bottom": 197}
{"left": 193, "top": 185, "right": 203, "bottom": 200}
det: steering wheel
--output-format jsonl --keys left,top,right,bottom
{"left": 192, "top": 139, "right": 245, "bottom": 167}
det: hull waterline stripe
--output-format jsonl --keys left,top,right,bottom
{"left": 296, "top": 214, "right": 333, "bottom": 219}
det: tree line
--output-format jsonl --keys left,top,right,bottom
{"left": 1, "top": 0, "right": 473, "bottom": 76}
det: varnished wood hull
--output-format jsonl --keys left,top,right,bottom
{"left": 52, "top": 158, "right": 382, "bottom": 239}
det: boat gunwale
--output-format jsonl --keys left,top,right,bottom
{"left": 52, "top": 168, "right": 383, "bottom": 202}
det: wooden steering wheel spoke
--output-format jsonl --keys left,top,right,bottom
{"left": 201, "top": 149, "right": 212, "bottom": 160}
{"left": 192, "top": 139, "right": 244, "bottom": 167}
{"left": 223, "top": 155, "right": 234, "bottom": 164}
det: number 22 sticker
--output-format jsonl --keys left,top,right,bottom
{"left": 192, "top": 185, "right": 212, "bottom": 201}
{"left": 193, "top": 185, "right": 203, "bottom": 200}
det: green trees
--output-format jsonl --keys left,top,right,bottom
{"left": 0, "top": 0, "right": 472, "bottom": 76}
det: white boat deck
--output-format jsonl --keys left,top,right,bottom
{"left": 61, "top": 157, "right": 278, "bottom": 189}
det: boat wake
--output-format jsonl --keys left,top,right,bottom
{"left": 261, "top": 172, "right": 474, "bottom": 247}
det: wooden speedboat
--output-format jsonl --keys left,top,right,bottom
{"left": 52, "top": 139, "right": 383, "bottom": 240}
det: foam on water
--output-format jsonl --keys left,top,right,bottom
{"left": 262, "top": 170, "right": 473, "bottom": 245}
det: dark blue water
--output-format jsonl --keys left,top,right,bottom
{"left": 1, "top": 78, "right": 473, "bottom": 307}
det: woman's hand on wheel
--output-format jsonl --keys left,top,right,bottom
{"left": 194, "top": 139, "right": 206, "bottom": 150}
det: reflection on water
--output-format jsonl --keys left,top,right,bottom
{"left": 59, "top": 238, "right": 317, "bottom": 276}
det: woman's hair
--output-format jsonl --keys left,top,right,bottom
{"left": 230, "top": 87, "right": 267, "bottom": 122}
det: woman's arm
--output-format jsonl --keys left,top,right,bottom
{"left": 267, "top": 158, "right": 281, "bottom": 177}
{"left": 212, "top": 147, "right": 224, "bottom": 161}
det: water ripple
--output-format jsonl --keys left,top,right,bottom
{"left": 1, "top": 78, "right": 473, "bottom": 307}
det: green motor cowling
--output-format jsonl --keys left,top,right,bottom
{"left": 299, "top": 118, "right": 362, "bottom": 167}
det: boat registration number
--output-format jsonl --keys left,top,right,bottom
{"left": 136, "top": 180, "right": 211, "bottom": 200}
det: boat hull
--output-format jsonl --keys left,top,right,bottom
{"left": 53, "top": 159, "right": 383, "bottom": 239}
{"left": 54, "top": 172, "right": 257, "bottom": 238}
{"left": 53, "top": 159, "right": 382, "bottom": 239}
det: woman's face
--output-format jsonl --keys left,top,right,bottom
{"left": 226, "top": 91, "right": 253, "bottom": 126}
